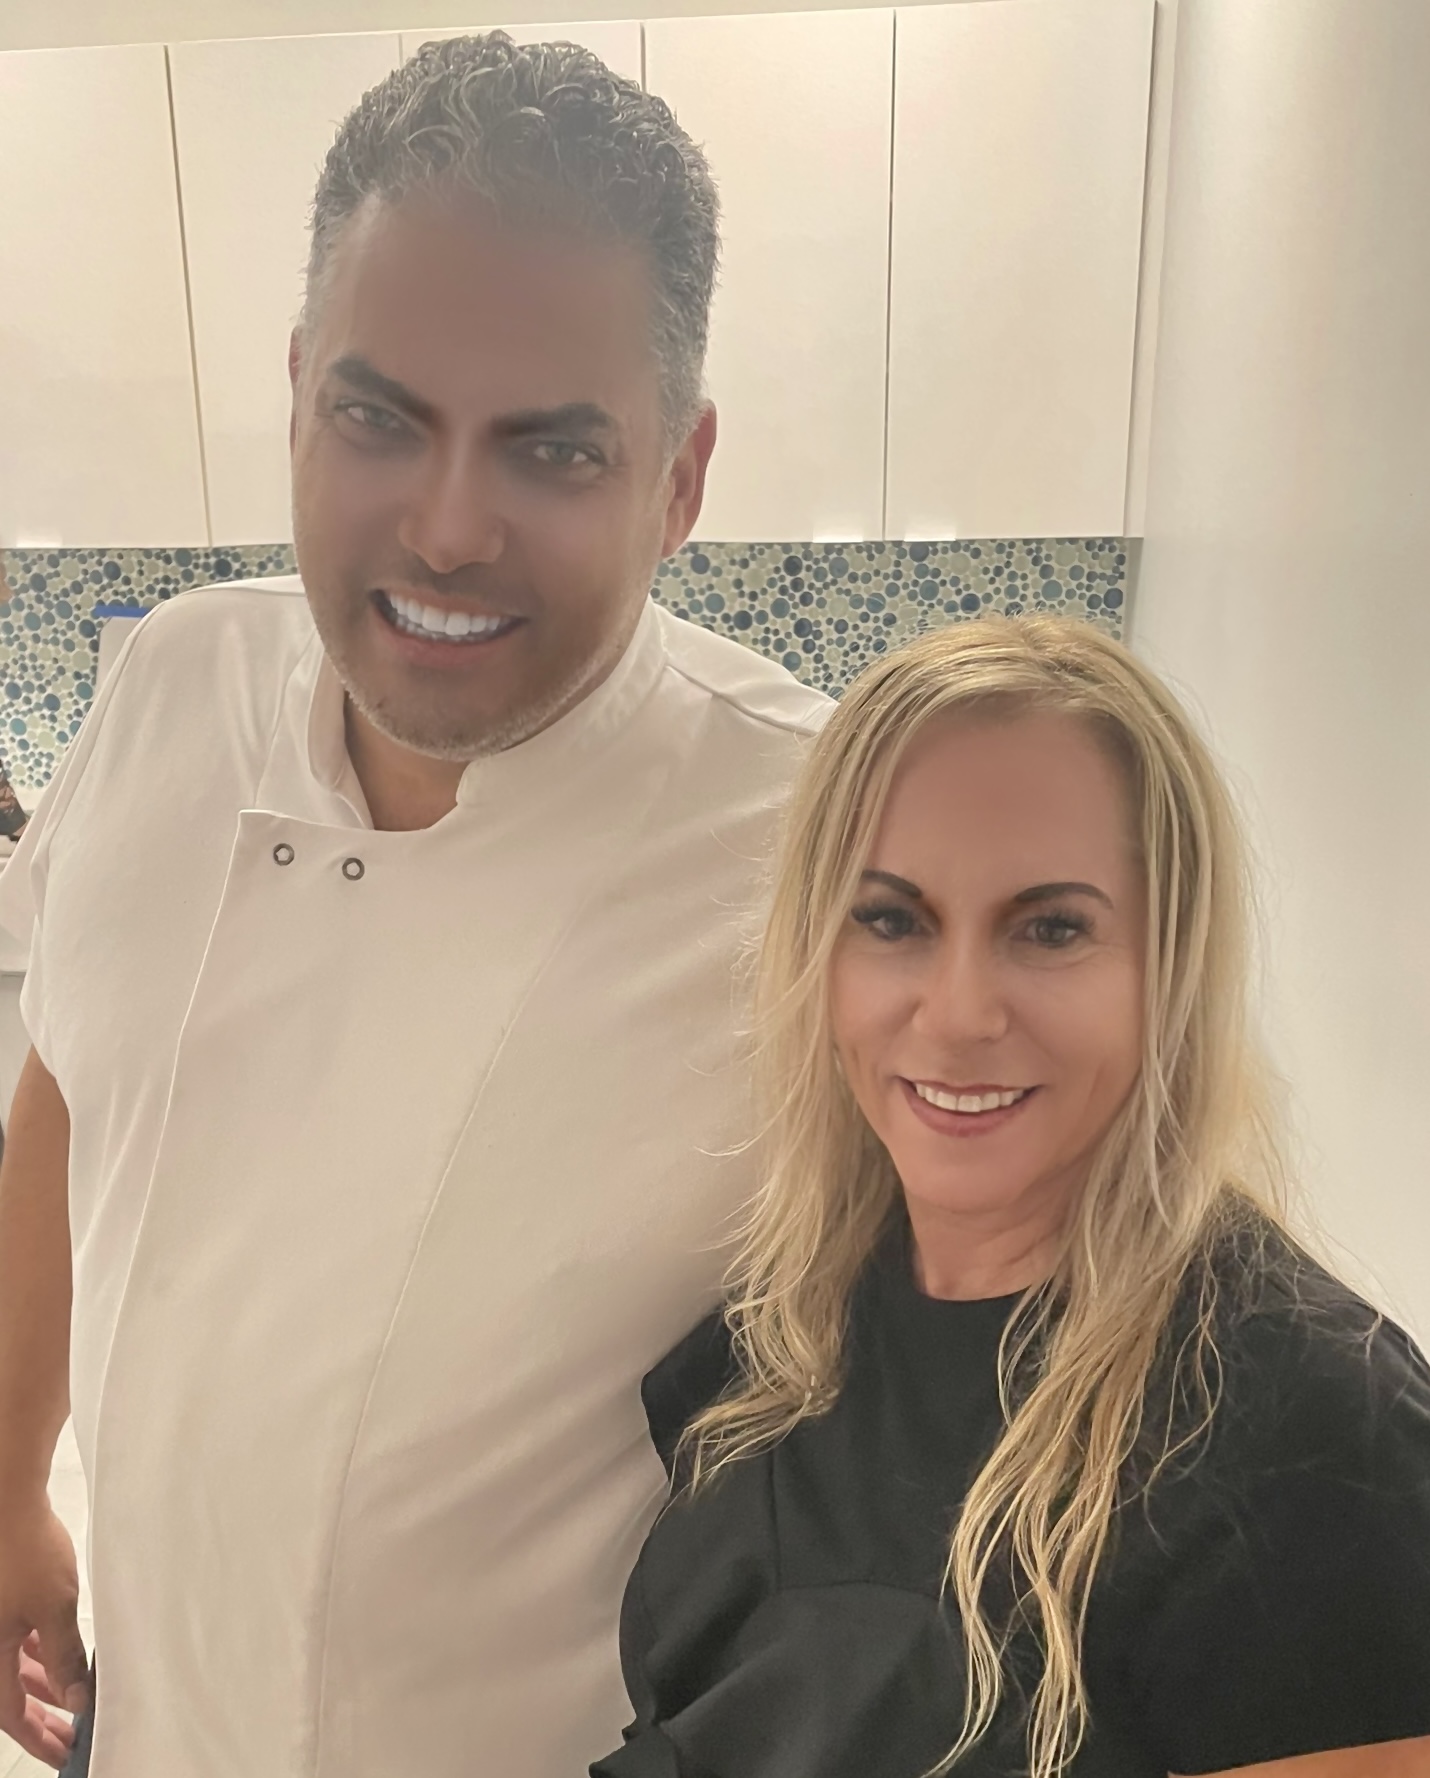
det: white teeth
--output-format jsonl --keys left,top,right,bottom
{"left": 386, "top": 592, "right": 507, "bottom": 641}
{"left": 914, "top": 1084, "right": 1031, "bottom": 1114}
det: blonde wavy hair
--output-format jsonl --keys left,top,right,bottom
{"left": 682, "top": 614, "right": 1294, "bottom": 1778}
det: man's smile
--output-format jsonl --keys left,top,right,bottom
{"left": 373, "top": 588, "right": 525, "bottom": 648}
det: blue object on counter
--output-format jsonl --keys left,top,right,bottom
{"left": 0, "top": 755, "right": 27, "bottom": 840}
{"left": 93, "top": 602, "right": 150, "bottom": 621}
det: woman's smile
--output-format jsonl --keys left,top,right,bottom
{"left": 901, "top": 1078, "right": 1041, "bottom": 1138}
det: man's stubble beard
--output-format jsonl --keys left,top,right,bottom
{"left": 329, "top": 608, "right": 638, "bottom": 764}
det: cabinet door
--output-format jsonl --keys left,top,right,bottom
{"left": 400, "top": 22, "right": 642, "bottom": 83}
{"left": 887, "top": 0, "right": 1153, "bottom": 539}
{"left": 170, "top": 33, "right": 402, "bottom": 545}
{"left": 647, "top": 11, "right": 893, "bottom": 542}
{"left": 0, "top": 46, "right": 206, "bottom": 548}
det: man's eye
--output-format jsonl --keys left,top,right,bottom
{"left": 333, "top": 401, "right": 406, "bottom": 436}
{"left": 850, "top": 902, "right": 922, "bottom": 942}
{"left": 529, "top": 440, "right": 601, "bottom": 470}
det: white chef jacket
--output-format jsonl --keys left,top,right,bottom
{"left": 0, "top": 577, "right": 829, "bottom": 1778}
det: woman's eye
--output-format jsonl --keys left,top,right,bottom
{"left": 850, "top": 903, "right": 922, "bottom": 942}
{"left": 1025, "top": 913, "right": 1091, "bottom": 949}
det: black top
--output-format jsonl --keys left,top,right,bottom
{"left": 592, "top": 1220, "right": 1430, "bottom": 1778}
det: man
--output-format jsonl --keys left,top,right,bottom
{"left": 0, "top": 34, "right": 827, "bottom": 1776}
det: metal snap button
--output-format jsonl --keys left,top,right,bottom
{"left": 342, "top": 857, "right": 365, "bottom": 881}
{"left": 273, "top": 843, "right": 295, "bottom": 866}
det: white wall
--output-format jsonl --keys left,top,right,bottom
{"left": 1133, "top": 0, "right": 1430, "bottom": 1339}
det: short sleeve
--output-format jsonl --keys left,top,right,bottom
{"left": 587, "top": 1725, "right": 683, "bottom": 1778}
{"left": 1123, "top": 1312, "right": 1430, "bottom": 1774}
{"left": 587, "top": 1571, "right": 684, "bottom": 1777}
{"left": 640, "top": 1310, "right": 735, "bottom": 1477}
{"left": 0, "top": 614, "right": 150, "bottom": 1066}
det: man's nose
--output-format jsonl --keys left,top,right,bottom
{"left": 910, "top": 936, "right": 1012, "bottom": 1049}
{"left": 397, "top": 448, "right": 505, "bottom": 574}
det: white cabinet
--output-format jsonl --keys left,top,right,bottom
{"left": 887, "top": 0, "right": 1154, "bottom": 539}
{"left": 0, "top": 46, "right": 206, "bottom": 548}
{"left": 0, "top": 9, "right": 1160, "bottom": 553}
{"left": 646, "top": 11, "right": 893, "bottom": 542}
{"left": 400, "top": 21, "right": 642, "bottom": 82}
{"left": 169, "top": 32, "right": 402, "bottom": 545}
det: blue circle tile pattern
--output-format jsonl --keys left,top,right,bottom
{"left": 653, "top": 537, "right": 1126, "bottom": 695}
{"left": 0, "top": 544, "right": 297, "bottom": 789}
{"left": 0, "top": 537, "right": 1126, "bottom": 793}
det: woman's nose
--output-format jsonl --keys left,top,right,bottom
{"left": 910, "top": 939, "right": 1011, "bottom": 1047}
{"left": 397, "top": 452, "right": 505, "bottom": 573}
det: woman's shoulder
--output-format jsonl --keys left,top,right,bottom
{"left": 1129, "top": 1211, "right": 1430, "bottom": 1549}
{"left": 640, "top": 1310, "right": 738, "bottom": 1477}
{"left": 1101, "top": 1214, "right": 1430, "bottom": 1770}
{"left": 1206, "top": 1217, "right": 1430, "bottom": 1451}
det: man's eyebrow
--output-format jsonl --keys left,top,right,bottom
{"left": 1011, "top": 881, "right": 1115, "bottom": 910}
{"left": 326, "top": 355, "right": 436, "bottom": 424}
{"left": 860, "top": 869, "right": 924, "bottom": 899}
{"left": 492, "top": 403, "right": 621, "bottom": 440}
{"left": 321, "top": 367, "right": 620, "bottom": 443}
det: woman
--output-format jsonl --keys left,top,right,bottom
{"left": 592, "top": 616, "right": 1430, "bottom": 1778}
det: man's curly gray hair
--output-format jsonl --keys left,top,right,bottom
{"left": 302, "top": 31, "right": 720, "bottom": 445}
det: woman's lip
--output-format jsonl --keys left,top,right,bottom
{"left": 899, "top": 1078, "right": 1040, "bottom": 1137}
{"left": 908, "top": 1080, "right": 1032, "bottom": 1095}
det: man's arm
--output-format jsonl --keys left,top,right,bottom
{"left": 0, "top": 1046, "right": 88, "bottom": 1767}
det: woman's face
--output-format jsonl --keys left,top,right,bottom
{"left": 829, "top": 711, "right": 1146, "bottom": 1272}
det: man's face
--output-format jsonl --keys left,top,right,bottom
{"left": 290, "top": 193, "right": 712, "bottom": 761}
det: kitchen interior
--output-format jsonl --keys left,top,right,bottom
{"left": 0, "top": 0, "right": 1427, "bottom": 1770}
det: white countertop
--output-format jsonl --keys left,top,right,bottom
{"left": 0, "top": 919, "right": 27, "bottom": 975}
{"left": 0, "top": 790, "right": 37, "bottom": 973}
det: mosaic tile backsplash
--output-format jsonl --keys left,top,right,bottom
{"left": 0, "top": 538, "right": 1127, "bottom": 794}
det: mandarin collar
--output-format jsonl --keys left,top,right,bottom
{"left": 305, "top": 646, "right": 371, "bottom": 824}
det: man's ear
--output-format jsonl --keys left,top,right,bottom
{"left": 288, "top": 328, "right": 303, "bottom": 453}
{"left": 661, "top": 404, "right": 718, "bottom": 557}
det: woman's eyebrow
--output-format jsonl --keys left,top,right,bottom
{"left": 1012, "top": 881, "right": 1114, "bottom": 910}
{"left": 860, "top": 869, "right": 924, "bottom": 900}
